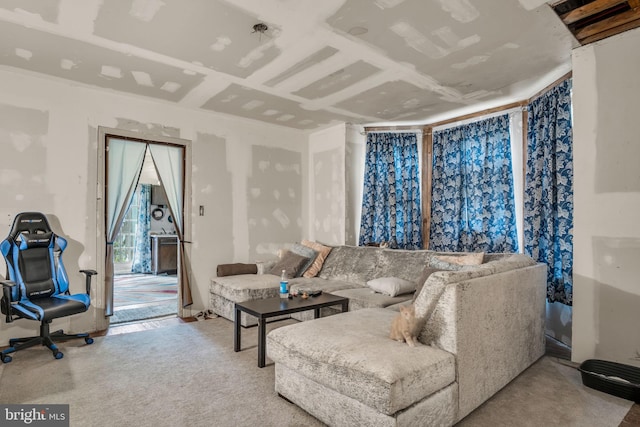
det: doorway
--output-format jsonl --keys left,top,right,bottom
{"left": 99, "top": 128, "right": 192, "bottom": 326}
{"left": 111, "top": 179, "right": 178, "bottom": 324}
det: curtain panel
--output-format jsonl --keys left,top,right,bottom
{"left": 430, "top": 114, "right": 518, "bottom": 253}
{"left": 359, "top": 132, "right": 423, "bottom": 250}
{"left": 105, "top": 139, "right": 147, "bottom": 316}
{"left": 131, "top": 184, "right": 152, "bottom": 274}
{"left": 525, "top": 79, "right": 573, "bottom": 305}
{"left": 149, "top": 144, "right": 193, "bottom": 308}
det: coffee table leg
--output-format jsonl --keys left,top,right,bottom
{"left": 341, "top": 300, "right": 349, "bottom": 313}
{"left": 314, "top": 307, "right": 320, "bottom": 319}
{"left": 234, "top": 306, "right": 241, "bottom": 352}
{"left": 258, "top": 317, "right": 266, "bottom": 368}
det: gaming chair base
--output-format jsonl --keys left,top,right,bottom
{"left": 1, "top": 320, "right": 94, "bottom": 363}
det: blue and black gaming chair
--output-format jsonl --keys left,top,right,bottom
{"left": 0, "top": 212, "right": 97, "bottom": 363}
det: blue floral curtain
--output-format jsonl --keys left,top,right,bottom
{"left": 430, "top": 114, "right": 518, "bottom": 253}
{"left": 359, "top": 132, "right": 423, "bottom": 249}
{"left": 131, "top": 184, "right": 152, "bottom": 273}
{"left": 525, "top": 79, "right": 573, "bottom": 305}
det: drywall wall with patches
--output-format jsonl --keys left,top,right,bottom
{"left": 248, "top": 145, "right": 304, "bottom": 261}
{"left": 572, "top": 27, "right": 640, "bottom": 366}
{"left": 0, "top": 104, "right": 51, "bottom": 217}
{"left": 189, "top": 132, "right": 234, "bottom": 292}
{"left": 0, "top": 67, "right": 306, "bottom": 345}
{"left": 345, "top": 124, "right": 366, "bottom": 245}
{"left": 345, "top": 124, "right": 367, "bottom": 246}
{"left": 308, "top": 124, "right": 346, "bottom": 245}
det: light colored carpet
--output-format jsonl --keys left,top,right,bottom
{"left": 457, "top": 356, "right": 632, "bottom": 426}
{"left": 0, "top": 318, "right": 633, "bottom": 427}
{"left": 0, "top": 318, "right": 321, "bottom": 427}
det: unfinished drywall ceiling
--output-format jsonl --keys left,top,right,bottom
{"left": 0, "top": 0, "right": 580, "bottom": 131}
{"left": 0, "top": 20, "right": 205, "bottom": 102}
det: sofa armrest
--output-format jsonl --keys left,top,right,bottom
{"left": 424, "top": 263, "right": 547, "bottom": 421}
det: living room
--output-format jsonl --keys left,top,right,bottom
{"left": 0, "top": 0, "right": 639, "bottom": 425}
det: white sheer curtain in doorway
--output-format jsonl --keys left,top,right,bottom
{"left": 105, "top": 139, "right": 146, "bottom": 316}
{"left": 148, "top": 144, "right": 193, "bottom": 308}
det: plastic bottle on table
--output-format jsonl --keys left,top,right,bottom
{"left": 279, "top": 269, "right": 288, "bottom": 299}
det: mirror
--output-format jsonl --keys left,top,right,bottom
{"left": 152, "top": 208, "right": 164, "bottom": 220}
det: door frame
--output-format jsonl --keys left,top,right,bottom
{"left": 96, "top": 126, "right": 192, "bottom": 330}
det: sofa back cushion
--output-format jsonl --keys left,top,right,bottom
{"left": 319, "top": 246, "right": 435, "bottom": 287}
{"left": 318, "top": 246, "right": 381, "bottom": 285}
{"left": 374, "top": 249, "right": 433, "bottom": 282}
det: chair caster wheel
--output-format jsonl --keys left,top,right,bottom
{"left": 85, "top": 337, "right": 94, "bottom": 345}
{"left": 2, "top": 355, "right": 12, "bottom": 363}
{"left": 54, "top": 351, "right": 64, "bottom": 360}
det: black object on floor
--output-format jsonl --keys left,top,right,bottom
{"left": 579, "top": 359, "right": 640, "bottom": 403}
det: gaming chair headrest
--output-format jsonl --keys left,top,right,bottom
{"left": 7, "top": 212, "right": 52, "bottom": 240}
{"left": 17, "top": 232, "right": 54, "bottom": 250}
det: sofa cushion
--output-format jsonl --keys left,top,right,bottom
{"left": 373, "top": 249, "right": 433, "bottom": 282}
{"left": 209, "top": 274, "right": 280, "bottom": 302}
{"left": 290, "top": 243, "right": 318, "bottom": 277}
{"left": 301, "top": 240, "right": 333, "bottom": 278}
{"left": 430, "top": 252, "right": 484, "bottom": 270}
{"left": 288, "top": 277, "right": 363, "bottom": 294}
{"left": 366, "top": 276, "right": 416, "bottom": 297}
{"left": 331, "top": 288, "right": 413, "bottom": 311}
{"left": 216, "top": 263, "right": 257, "bottom": 277}
{"left": 318, "top": 245, "right": 381, "bottom": 284}
{"left": 267, "top": 308, "right": 456, "bottom": 416}
{"left": 268, "top": 250, "right": 309, "bottom": 279}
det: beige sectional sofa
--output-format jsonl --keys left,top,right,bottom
{"left": 210, "top": 245, "right": 430, "bottom": 326}
{"left": 209, "top": 245, "right": 547, "bottom": 426}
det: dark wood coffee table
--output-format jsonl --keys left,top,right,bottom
{"left": 234, "top": 293, "right": 349, "bottom": 367}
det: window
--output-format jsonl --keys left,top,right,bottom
{"left": 113, "top": 186, "right": 141, "bottom": 273}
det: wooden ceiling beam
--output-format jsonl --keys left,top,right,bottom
{"left": 574, "top": 7, "right": 640, "bottom": 41}
{"left": 579, "top": 15, "right": 640, "bottom": 43}
{"left": 363, "top": 125, "right": 426, "bottom": 133}
{"left": 561, "top": 0, "right": 629, "bottom": 25}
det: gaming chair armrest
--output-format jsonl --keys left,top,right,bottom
{"left": 79, "top": 269, "right": 98, "bottom": 295}
{"left": 0, "top": 280, "right": 16, "bottom": 323}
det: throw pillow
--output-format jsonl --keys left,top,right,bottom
{"left": 430, "top": 252, "right": 484, "bottom": 270}
{"left": 268, "top": 250, "right": 309, "bottom": 279}
{"left": 412, "top": 267, "right": 444, "bottom": 302}
{"left": 366, "top": 277, "right": 416, "bottom": 297}
{"left": 216, "top": 263, "right": 257, "bottom": 277}
{"left": 290, "top": 243, "right": 318, "bottom": 277}
{"left": 301, "top": 240, "right": 332, "bottom": 278}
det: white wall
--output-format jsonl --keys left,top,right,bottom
{"left": 307, "top": 123, "right": 347, "bottom": 245}
{"left": 572, "top": 27, "right": 640, "bottom": 365}
{"left": 306, "top": 122, "right": 367, "bottom": 246}
{"left": 0, "top": 68, "right": 307, "bottom": 343}
{"left": 345, "top": 124, "right": 366, "bottom": 245}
